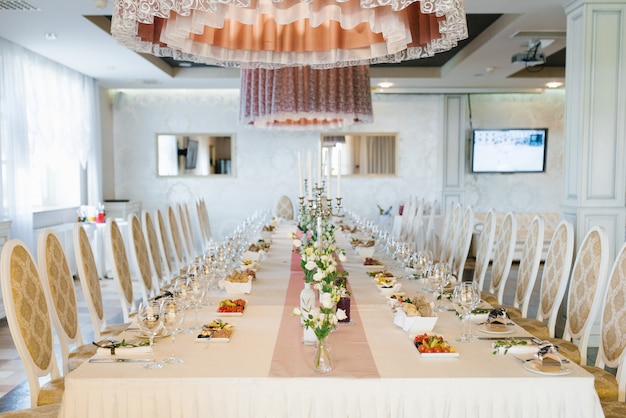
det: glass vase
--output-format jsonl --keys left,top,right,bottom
{"left": 314, "top": 336, "right": 332, "bottom": 373}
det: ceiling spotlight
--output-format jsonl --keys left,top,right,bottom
{"left": 178, "top": 62, "right": 192, "bottom": 68}
{"left": 93, "top": 0, "right": 108, "bottom": 9}
{"left": 377, "top": 82, "right": 394, "bottom": 89}
{"left": 545, "top": 81, "right": 563, "bottom": 89}
{"left": 44, "top": 32, "right": 57, "bottom": 41}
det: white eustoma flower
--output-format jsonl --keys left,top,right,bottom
{"left": 338, "top": 252, "right": 347, "bottom": 262}
{"left": 293, "top": 239, "right": 302, "bottom": 248}
{"left": 327, "top": 264, "right": 336, "bottom": 273}
{"left": 292, "top": 307, "right": 302, "bottom": 316}
{"left": 313, "top": 270, "right": 325, "bottom": 282}
{"left": 305, "top": 260, "right": 317, "bottom": 271}
{"left": 336, "top": 308, "right": 347, "bottom": 321}
{"left": 320, "top": 292, "right": 333, "bottom": 309}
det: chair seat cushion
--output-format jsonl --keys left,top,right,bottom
{"left": 602, "top": 401, "right": 626, "bottom": 418}
{"left": 481, "top": 291, "right": 498, "bottom": 306}
{"left": 68, "top": 344, "right": 99, "bottom": 372}
{"left": 582, "top": 365, "right": 619, "bottom": 402}
{"left": 0, "top": 403, "right": 61, "bottom": 418}
{"left": 543, "top": 337, "right": 582, "bottom": 364}
{"left": 36, "top": 377, "right": 64, "bottom": 406}
{"left": 512, "top": 318, "right": 550, "bottom": 339}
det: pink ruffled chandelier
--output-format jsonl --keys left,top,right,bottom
{"left": 111, "top": 0, "right": 468, "bottom": 128}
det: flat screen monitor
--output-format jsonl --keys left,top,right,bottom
{"left": 471, "top": 128, "right": 547, "bottom": 173}
{"left": 185, "top": 139, "right": 199, "bottom": 170}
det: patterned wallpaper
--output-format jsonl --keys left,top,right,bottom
{"left": 110, "top": 89, "right": 565, "bottom": 239}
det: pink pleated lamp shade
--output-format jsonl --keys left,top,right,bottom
{"left": 112, "top": 0, "right": 468, "bottom": 69}
{"left": 239, "top": 65, "right": 373, "bottom": 129}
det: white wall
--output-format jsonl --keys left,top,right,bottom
{"left": 107, "top": 89, "right": 565, "bottom": 239}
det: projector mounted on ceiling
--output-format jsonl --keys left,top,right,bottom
{"left": 511, "top": 40, "right": 546, "bottom": 67}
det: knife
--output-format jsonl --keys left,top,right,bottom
{"left": 477, "top": 336, "right": 537, "bottom": 341}
{"left": 89, "top": 358, "right": 151, "bottom": 363}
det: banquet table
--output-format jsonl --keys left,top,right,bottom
{"left": 57, "top": 223, "right": 604, "bottom": 418}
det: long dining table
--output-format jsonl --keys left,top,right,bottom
{"left": 57, "top": 223, "right": 604, "bottom": 418}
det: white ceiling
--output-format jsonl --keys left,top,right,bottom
{"left": 0, "top": 0, "right": 568, "bottom": 92}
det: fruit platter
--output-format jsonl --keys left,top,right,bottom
{"left": 217, "top": 299, "right": 247, "bottom": 316}
{"left": 413, "top": 333, "right": 459, "bottom": 357}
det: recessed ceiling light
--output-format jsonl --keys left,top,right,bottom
{"left": 179, "top": 62, "right": 193, "bottom": 68}
{"left": 377, "top": 82, "right": 394, "bottom": 89}
{"left": 545, "top": 81, "right": 563, "bottom": 89}
{"left": 44, "top": 32, "right": 57, "bottom": 41}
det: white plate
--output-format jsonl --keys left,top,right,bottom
{"left": 420, "top": 352, "right": 460, "bottom": 358}
{"left": 216, "top": 311, "right": 244, "bottom": 317}
{"left": 477, "top": 324, "right": 515, "bottom": 335}
{"left": 523, "top": 361, "right": 572, "bottom": 376}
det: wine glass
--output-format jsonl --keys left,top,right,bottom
{"left": 186, "top": 274, "right": 206, "bottom": 331}
{"left": 161, "top": 297, "right": 184, "bottom": 364}
{"left": 414, "top": 250, "right": 434, "bottom": 288}
{"left": 171, "top": 276, "right": 191, "bottom": 334}
{"left": 430, "top": 262, "right": 451, "bottom": 312}
{"left": 452, "top": 282, "right": 480, "bottom": 343}
{"left": 137, "top": 300, "right": 164, "bottom": 369}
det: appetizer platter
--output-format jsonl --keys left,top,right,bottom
{"left": 217, "top": 299, "right": 247, "bottom": 316}
{"left": 196, "top": 319, "right": 235, "bottom": 343}
{"left": 413, "top": 333, "right": 459, "bottom": 358}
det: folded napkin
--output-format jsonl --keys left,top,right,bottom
{"left": 94, "top": 342, "right": 152, "bottom": 357}
{"left": 220, "top": 279, "right": 252, "bottom": 295}
{"left": 535, "top": 342, "right": 562, "bottom": 372}
{"left": 393, "top": 310, "right": 437, "bottom": 333}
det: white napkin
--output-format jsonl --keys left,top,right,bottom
{"left": 220, "top": 279, "right": 252, "bottom": 295}
{"left": 393, "top": 310, "right": 437, "bottom": 333}
{"left": 95, "top": 345, "right": 152, "bottom": 357}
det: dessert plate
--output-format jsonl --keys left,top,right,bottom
{"left": 523, "top": 362, "right": 572, "bottom": 376}
{"left": 477, "top": 325, "right": 515, "bottom": 335}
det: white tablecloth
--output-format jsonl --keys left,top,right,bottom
{"left": 58, "top": 224, "right": 604, "bottom": 418}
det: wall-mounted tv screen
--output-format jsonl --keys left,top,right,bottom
{"left": 471, "top": 128, "right": 547, "bottom": 173}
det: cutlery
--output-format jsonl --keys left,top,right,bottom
{"left": 89, "top": 358, "right": 151, "bottom": 363}
{"left": 477, "top": 336, "right": 537, "bottom": 340}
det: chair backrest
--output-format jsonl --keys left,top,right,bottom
{"left": 142, "top": 210, "right": 166, "bottom": 289}
{"left": 442, "top": 202, "right": 461, "bottom": 265}
{"left": 488, "top": 212, "right": 517, "bottom": 304}
{"left": 451, "top": 205, "right": 474, "bottom": 279}
{"left": 155, "top": 208, "right": 174, "bottom": 277}
{"left": 512, "top": 215, "right": 545, "bottom": 317}
{"left": 535, "top": 219, "right": 574, "bottom": 337}
{"left": 183, "top": 203, "right": 198, "bottom": 257}
{"left": 472, "top": 209, "right": 497, "bottom": 291}
{"left": 105, "top": 218, "right": 136, "bottom": 323}
{"left": 407, "top": 198, "right": 425, "bottom": 246}
{"left": 127, "top": 213, "right": 155, "bottom": 300}
{"left": 178, "top": 203, "right": 194, "bottom": 262}
{"left": 276, "top": 195, "right": 294, "bottom": 221}
{"left": 167, "top": 205, "right": 186, "bottom": 272}
{"left": 195, "top": 199, "right": 210, "bottom": 250}
{"left": 73, "top": 223, "right": 109, "bottom": 341}
{"left": 437, "top": 200, "right": 454, "bottom": 260}
{"left": 37, "top": 229, "right": 83, "bottom": 375}
{"left": 1, "top": 240, "right": 61, "bottom": 407}
{"left": 563, "top": 226, "right": 610, "bottom": 364}
{"left": 423, "top": 200, "right": 438, "bottom": 254}
{"left": 596, "top": 241, "right": 626, "bottom": 401}
{"left": 199, "top": 198, "right": 212, "bottom": 241}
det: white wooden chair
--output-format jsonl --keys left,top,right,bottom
{"left": 167, "top": 205, "right": 187, "bottom": 273}
{"left": 544, "top": 226, "right": 610, "bottom": 365}
{"left": 155, "top": 208, "right": 175, "bottom": 279}
{"left": 512, "top": 220, "right": 574, "bottom": 339}
{"left": 37, "top": 229, "right": 97, "bottom": 374}
{"left": 0, "top": 240, "right": 64, "bottom": 408}
{"left": 472, "top": 209, "right": 497, "bottom": 291}
{"left": 491, "top": 216, "right": 544, "bottom": 318}
{"left": 127, "top": 213, "right": 157, "bottom": 300}
{"left": 105, "top": 218, "right": 138, "bottom": 323}
{"left": 73, "top": 223, "right": 128, "bottom": 341}
{"left": 451, "top": 205, "right": 474, "bottom": 280}
{"left": 142, "top": 210, "right": 168, "bottom": 290}
{"left": 481, "top": 212, "right": 517, "bottom": 305}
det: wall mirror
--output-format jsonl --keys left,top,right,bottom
{"left": 157, "top": 133, "right": 234, "bottom": 177}
{"left": 321, "top": 133, "right": 397, "bottom": 176}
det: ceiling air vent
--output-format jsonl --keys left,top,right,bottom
{"left": 0, "top": 0, "right": 40, "bottom": 10}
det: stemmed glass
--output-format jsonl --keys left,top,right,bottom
{"left": 171, "top": 276, "right": 191, "bottom": 334}
{"left": 452, "top": 282, "right": 481, "bottom": 343}
{"left": 137, "top": 300, "right": 164, "bottom": 369}
{"left": 161, "top": 297, "right": 184, "bottom": 364}
{"left": 186, "top": 274, "right": 206, "bottom": 331}
{"left": 430, "top": 262, "right": 451, "bottom": 312}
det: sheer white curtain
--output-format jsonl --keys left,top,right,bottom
{"left": 0, "top": 38, "right": 101, "bottom": 247}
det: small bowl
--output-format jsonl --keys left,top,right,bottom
{"left": 358, "top": 246, "right": 375, "bottom": 259}
{"left": 379, "top": 283, "right": 402, "bottom": 296}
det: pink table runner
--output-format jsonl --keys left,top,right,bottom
{"left": 268, "top": 249, "right": 380, "bottom": 377}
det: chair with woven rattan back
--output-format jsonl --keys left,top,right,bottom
{"left": 195, "top": 199, "right": 210, "bottom": 252}
{"left": 481, "top": 212, "right": 517, "bottom": 305}
{"left": 142, "top": 210, "right": 167, "bottom": 290}
{"left": 105, "top": 218, "right": 138, "bottom": 323}
{"left": 37, "top": 229, "right": 97, "bottom": 375}
{"left": 491, "top": 215, "right": 544, "bottom": 319}
{"left": 543, "top": 226, "right": 610, "bottom": 365}
{"left": 512, "top": 220, "right": 575, "bottom": 339}
{"left": 436, "top": 200, "right": 453, "bottom": 261}
{"left": 178, "top": 203, "right": 195, "bottom": 262}
{"left": 73, "top": 223, "right": 128, "bottom": 342}
{"left": 450, "top": 205, "right": 474, "bottom": 281}
{"left": 423, "top": 200, "right": 438, "bottom": 255}
{"left": 579, "top": 241, "right": 626, "bottom": 408}
{"left": 472, "top": 209, "right": 497, "bottom": 291}
{"left": 407, "top": 198, "right": 425, "bottom": 246}
{"left": 275, "top": 195, "right": 295, "bottom": 221}
{"left": 127, "top": 213, "right": 156, "bottom": 300}
{"left": 0, "top": 240, "right": 65, "bottom": 408}
{"left": 441, "top": 202, "right": 461, "bottom": 266}
{"left": 167, "top": 205, "right": 187, "bottom": 274}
